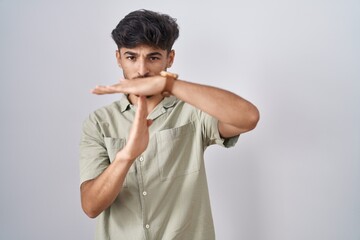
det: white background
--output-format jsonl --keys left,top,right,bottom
{"left": 0, "top": 0, "right": 359, "bottom": 239}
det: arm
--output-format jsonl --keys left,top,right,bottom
{"left": 81, "top": 96, "right": 151, "bottom": 218}
{"left": 170, "top": 79, "right": 259, "bottom": 137}
{"left": 92, "top": 71, "right": 259, "bottom": 137}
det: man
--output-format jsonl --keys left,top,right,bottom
{"left": 80, "top": 9, "right": 259, "bottom": 240}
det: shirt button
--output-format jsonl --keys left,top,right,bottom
{"left": 139, "top": 156, "right": 144, "bottom": 162}
{"left": 142, "top": 191, "right": 147, "bottom": 196}
{"left": 145, "top": 224, "right": 150, "bottom": 229}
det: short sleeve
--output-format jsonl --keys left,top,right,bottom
{"left": 79, "top": 114, "right": 110, "bottom": 185}
{"left": 199, "top": 111, "right": 240, "bottom": 148}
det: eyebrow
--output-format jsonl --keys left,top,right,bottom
{"left": 123, "top": 51, "right": 163, "bottom": 57}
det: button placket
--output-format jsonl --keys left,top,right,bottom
{"left": 136, "top": 154, "right": 151, "bottom": 236}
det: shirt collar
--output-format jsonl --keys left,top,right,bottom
{"left": 148, "top": 96, "right": 178, "bottom": 120}
{"left": 119, "top": 95, "right": 131, "bottom": 113}
{"left": 161, "top": 96, "right": 178, "bottom": 109}
{"left": 119, "top": 95, "right": 179, "bottom": 118}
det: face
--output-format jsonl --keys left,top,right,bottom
{"left": 116, "top": 45, "right": 175, "bottom": 80}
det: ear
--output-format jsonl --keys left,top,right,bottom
{"left": 116, "top": 50, "right": 123, "bottom": 69}
{"left": 167, "top": 50, "right": 175, "bottom": 68}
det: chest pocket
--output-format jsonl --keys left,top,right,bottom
{"left": 104, "top": 137, "right": 131, "bottom": 187}
{"left": 156, "top": 122, "right": 200, "bottom": 181}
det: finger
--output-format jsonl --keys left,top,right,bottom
{"left": 135, "top": 96, "right": 148, "bottom": 121}
{"left": 128, "top": 96, "right": 147, "bottom": 141}
{"left": 91, "top": 86, "right": 113, "bottom": 95}
{"left": 91, "top": 84, "right": 123, "bottom": 95}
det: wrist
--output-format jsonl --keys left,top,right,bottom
{"left": 160, "top": 71, "right": 178, "bottom": 96}
{"left": 115, "top": 148, "right": 137, "bottom": 164}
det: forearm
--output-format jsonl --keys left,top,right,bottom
{"left": 171, "top": 79, "right": 259, "bottom": 132}
{"left": 81, "top": 152, "right": 134, "bottom": 218}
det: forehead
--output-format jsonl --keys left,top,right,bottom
{"left": 120, "top": 45, "right": 167, "bottom": 55}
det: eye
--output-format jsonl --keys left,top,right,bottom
{"left": 149, "top": 56, "right": 160, "bottom": 61}
{"left": 126, "top": 56, "right": 136, "bottom": 61}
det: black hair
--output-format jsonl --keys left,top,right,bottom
{"left": 111, "top": 9, "right": 179, "bottom": 51}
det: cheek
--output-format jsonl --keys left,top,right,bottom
{"left": 119, "top": 65, "right": 134, "bottom": 79}
{"left": 152, "top": 63, "right": 167, "bottom": 71}
{"left": 154, "top": 60, "right": 170, "bottom": 70}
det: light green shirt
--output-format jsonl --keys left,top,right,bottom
{"left": 80, "top": 95, "right": 239, "bottom": 240}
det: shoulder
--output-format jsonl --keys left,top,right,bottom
{"left": 93, "top": 101, "right": 121, "bottom": 116}
{"left": 82, "top": 101, "right": 122, "bottom": 128}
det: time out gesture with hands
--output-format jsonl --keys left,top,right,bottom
{"left": 91, "top": 71, "right": 179, "bottom": 159}
{"left": 91, "top": 69, "right": 259, "bottom": 138}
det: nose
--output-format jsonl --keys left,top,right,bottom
{"left": 137, "top": 59, "right": 149, "bottom": 77}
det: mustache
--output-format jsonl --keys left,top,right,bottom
{"left": 133, "top": 73, "right": 151, "bottom": 79}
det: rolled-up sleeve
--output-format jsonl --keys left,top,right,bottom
{"left": 199, "top": 110, "right": 239, "bottom": 148}
{"left": 79, "top": 114, "right": 109, "bottom": 185}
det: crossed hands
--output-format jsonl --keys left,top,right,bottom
{"left": 104, "top": 71, "right": 178, "bottom": 161}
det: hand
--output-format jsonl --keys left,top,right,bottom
{"left": 91, "top": 71, "right": 178, "bottom": 96}
{"left": 117, "top": 96, "right": 152, "bottom": 161}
